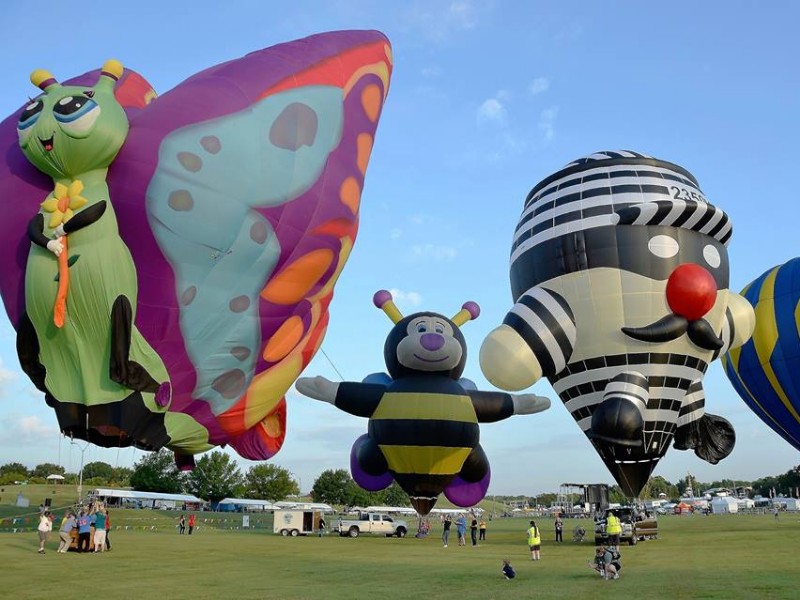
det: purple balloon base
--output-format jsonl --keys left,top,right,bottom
{"left": 444, "top": 469, "right": 491, "bottom": 507}
{"left": 350, "top": 434, "right": 392, "bottom": 492}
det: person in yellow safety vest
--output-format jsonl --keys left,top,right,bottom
{"left": 527, "top": 520, "right": 541, "bottom": 560}
{"left": 605, "top": 512, "right": 622, "bottom": 550}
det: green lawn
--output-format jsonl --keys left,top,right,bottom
{"left": 1, "top": 501, "right": 796, "bottom": 600}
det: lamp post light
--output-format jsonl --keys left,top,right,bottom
{"left": 70, "top": 436, "right": 90, "bottom": 504}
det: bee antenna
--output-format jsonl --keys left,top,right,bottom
{"left": 451, "top": 302, "right": 480, "bottom": 326}
{"left": 373, "top": 290, "right": 403, "bottom": 324}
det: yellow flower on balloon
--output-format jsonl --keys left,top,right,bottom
{"left": 40, "top": 180, "right": 88, "bottom": 229}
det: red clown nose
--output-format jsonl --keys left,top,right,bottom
{"left": 666, "top": 264, "right": 717, "bottom": 321}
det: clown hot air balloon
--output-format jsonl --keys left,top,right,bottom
{"left": 0, "top": 31, "right": 392, "bottom": 468}
{"left": 480, "top": 150, "right": 755, "bottom": 497}
{"left": 723, "top": 258, "right": 800, "bottom": 452}
{"left": 296, "top": 290, "right": 550, "bottom": 515}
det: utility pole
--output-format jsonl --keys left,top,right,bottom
{"left": 71, "top": 436, "right": 90, "bottom": 504}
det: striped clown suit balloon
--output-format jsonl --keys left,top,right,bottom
{"left": 480, "top": 151, "right": 755, "bottom": 497}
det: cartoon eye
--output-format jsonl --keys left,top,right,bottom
{"left": 53, "top": 96, "right": 101, "bottom": 134}
{"left": 703, "top": 244, "right": 721, "bottom": 268}
{"left": 19, "top": 100, "right": 43, "bottom": 128}
{"left": 416, "top": 323, "right": 428, "bottom": 333}
{"left": 434, "top": 323, "right": 445, "bottom": 334}
{"left": 17, "top": 100, "right": 43, "bottom": 140}
{"left": 647, "top": 235, "right": 679, "bottom": 258}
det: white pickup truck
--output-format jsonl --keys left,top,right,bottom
{"left": 337, "top": 513, "right": 409, "bottom": 538}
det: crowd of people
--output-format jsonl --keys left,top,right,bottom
{"left": 440, "top": 512, "right": 489, "bottom": 548}
{"left": 34, "top": 502, "right": 629, "bottom": 583}
{"left": 36, "top": 503, "right": 112, "bottom": 554}
{"left": 433, "top": 511, "right": 626, "bottom": 583}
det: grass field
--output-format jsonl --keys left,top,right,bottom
{"left": 1, "top": 486, "right": 797, "bottom": 600}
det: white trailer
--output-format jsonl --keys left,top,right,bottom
{"left": 273, "top": 509, "right": 325, "bottom": 537}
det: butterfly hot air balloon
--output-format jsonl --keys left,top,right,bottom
{"left": 0, "top": 30, "right": 393, "bottom": 468}
{"left": 723, "top": 258, "right": 800, "bottom": 452}
{"left": 480, "top": 151, "right": 756, "bottom": 497}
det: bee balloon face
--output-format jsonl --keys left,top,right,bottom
{"left": 376, "top": 290, "right": 479, "bottom": 380}
{"left": 482, "top": 150, "right": 755, "bottom": 497}
{"left": 394, "top": 314, "right": 465, "bottom": 374}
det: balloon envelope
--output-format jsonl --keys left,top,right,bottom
{"left": 481, "top": 150, "right": 753, "bottom": 497}
{"left": 723, "top": 258, "right": 800, "bottom": 452}
{"left": 444, "top": 469, "right": 491, "bottom": 508}
{"left": 0, "top": 30, "right": 393, "bottom": 463}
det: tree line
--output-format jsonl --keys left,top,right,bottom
{"left": 3, "top": 456, "right": 798, "bottom": 507}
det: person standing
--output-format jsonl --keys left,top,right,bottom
{"left": 318, "top": 516, "right": 326, "bottom": 537}
{"left": 188, "top": 513, "right": 196, "bottom": 535}
{"left": 37, "top": 510, "right": 53, "bottom": 554}
{"left": 441, "top": 514, "right": 452, "bottom": 547}
{"left": 92, "top": 507, "right": 107, "bottom": 552}
{"left": 470, "top": 515, "right": 479, "bottom": 546}
{"left": 605, "top": 511, "right": 622, "bottom": 551}
{"left": 527, "top": 520, "right": 541, "bottom": 561}
{"left": 76, "top": 510, "right": 91, "bottom": 552}
{"left": 554, "top": 516, "right": 564, "bottom": 542}
{"left": 179, "top": 514, "right": 186, "bottom": 534}
{"left": 479, "top": 518, "right": 487, "bottom": 541}
{"left": 57, "top": 511, "right": 76, "bottom": 553}
{"left": 105, "top": 510, "right": 112, "bottom": 551}
{"left": 456, "top": 514, "right": 467, "bottom": 546}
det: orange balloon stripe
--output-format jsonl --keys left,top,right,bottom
{"left": 260, "top": 248, "right": 334, "bottom": 305}
{"left": 263, "top": 315, "right": 305, "bottom": 362}
{"left": 311, "top": 217, "right": 359, "bottom": 240}
{"left": 356, "top": 132, "right": 373, "bottom": 176}
{"left": 339, "top": 176, "right": 361, "bottom": 214}
{"left": 302, "top": 311, "right": 330, "bottom": 367}
{"left": 259, "top": 40, "right": 390, "bottom": 98}
{"left": 360, "top": 84, "right": 382, "bottom": 123}
{"left": 255, "top": 397, "right": 287, "bottom": 457}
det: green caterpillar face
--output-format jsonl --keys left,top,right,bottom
{"left": 18, "top": 72, "right": 128, "bottom": 179}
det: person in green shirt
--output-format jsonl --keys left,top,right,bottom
{"left": 527, "top": 520, "right": 541, "bottom": 560}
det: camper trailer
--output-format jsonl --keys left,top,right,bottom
{"left": 273, "top": 509, "right": 325, "bottom": 537}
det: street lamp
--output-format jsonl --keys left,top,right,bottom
{"left": 70, "top": 435, "right": 90, "bottom": 504}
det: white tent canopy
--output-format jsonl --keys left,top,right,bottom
{"left": 218, "top": 498, "right": 278, "bottom": 510}
{"left": 90, "top": 488, "right": 203, "bottom": 505}
{"left": 46, "top": 474, "right": 65, "bottom": 481}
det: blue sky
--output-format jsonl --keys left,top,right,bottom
{"left": 1, "top": 0, "right": 798, "bottom": 496}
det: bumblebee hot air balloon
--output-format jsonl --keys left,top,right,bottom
{"left": 723, "top": 258, "right": 800, "bottom": 452}
{"left": 0, "top": 31, "right": 393, "bottom": 468}
{"left": 480, "top": 151, "right": 756, "bottom": 497}
{"left": 296, "top": 290, "right": 550, "bottom": 515}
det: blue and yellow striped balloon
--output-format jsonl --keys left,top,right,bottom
{"left": 722, "top": 258, "right": 800, "bottom": 452}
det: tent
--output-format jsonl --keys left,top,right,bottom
{"left": 710, "top": 497, "right": 738, "bottom": 514}
{"left": 674, "top": 502, "right": 693, "bottom": 515}
{"left": 46, "top": 474, "right": 65, "bottom": 484}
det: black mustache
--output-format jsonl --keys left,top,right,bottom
{"left": 622, "top": 314, "right": 724, "bottom": 351}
